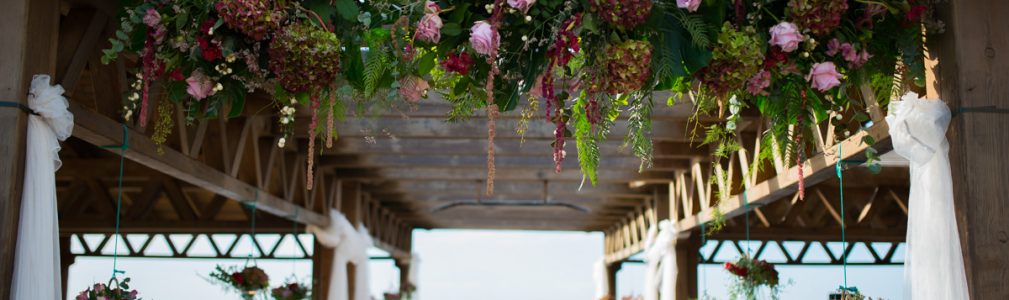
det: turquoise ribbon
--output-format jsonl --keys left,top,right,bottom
{"left": 98, "top": 124, "right": 129, "bottom": 279}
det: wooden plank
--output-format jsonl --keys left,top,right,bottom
{"left": 59, "top": 10, "right": 106, "bottom": 93}
{"left": 329, "top": 138, "right": 708, "bottom": 158}
{"left": 0, "top": 0, "right": 59, "bottom": 292}
{"left": 69, "top": 102, "right": 329, "bottom": 227}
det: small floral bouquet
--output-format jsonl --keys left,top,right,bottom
{"left": 829, "top": 287, "right": 884, "bottom": 300}
{"left": 75, "top": 277, "right": 140, "bottom": 300}
{"left": 270, "top": 281, "right": 310, "bottom": 300}
{"left": 725, "top": 255, "right": 781, "bottom": 299}
{"left": 210, "top": 265, "right": 270, "bottom": 299}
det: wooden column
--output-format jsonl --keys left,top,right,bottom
{"left": 312, "top": 241, "right": 334, "bottom": 300}
{"left": 60, "top": 236, "right": 75, "bottom": 299}
{"left": 395, "top": 259, "right": 411, "bottom": 295}
{"left": 674, "top": 236, "right": 699, "bottom": 300}
{"left": 605, "top": 262, "right": 621, "bottom": 299}
{"left": 0, "top": 0, "right": 60, "bottom": 295}
{"left": 926, "top": 1, "right": 1009, "bottom": 298}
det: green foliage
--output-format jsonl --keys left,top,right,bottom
{"left": 573, "top": 92, "right": 616, "bottom": 186}
{"left": 623, "top": 92, "right": 654, "bottom": 171}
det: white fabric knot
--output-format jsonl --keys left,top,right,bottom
{"left": 28, "top": 75, "right": 73, "bottom": 141}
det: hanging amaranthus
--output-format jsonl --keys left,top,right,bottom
{"left": 472, "top": 0, "right": 506, "bottom": 195}
{"left": 542, "top": 13, "right": 583, "bottom": 173}
{"left": 796, "top": 90, "right": 807, "bottom": 200}
{"left": 307, "top": 94, "right": 320, "bottom": 190}
{"left": 326, "top": 89, "right": 336, "bottom": 148}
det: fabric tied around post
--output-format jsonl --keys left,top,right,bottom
{"left": 886, "top": 92, "right": 968, "bottom": 300}
{"left": 12, "top": 75, "right": 74, "bottom": 300}
{"left": 643, "top": 220, "right": 678, "bottom": 300}
{"left": 308, "top": 209, "right": 374, "bottom": 300}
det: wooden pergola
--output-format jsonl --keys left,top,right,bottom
{"left": 1, "top": 0, "right": 1006, "bottom": 299}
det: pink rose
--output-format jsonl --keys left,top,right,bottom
{"left": 185, "top": 70, "right": 216, "bottom": 100}
{"left": 841, "top": 43, "right": 857, "bottom": 62}
{"left": 399, "top": 76, "right": 430, "bottom": 103}
{"left": 768, "top": 22, "right": 803, "bottom": 52}
{"left": 424, "top": 0, "right": 441, "bottom": 14}
{"left": 414, "top": 14, "right": 442, "bottom": 43}
{"left": 470, "top": 21, "right": 499, "bottom": 56}
{"left": 143, "top": 8, "right": 161, "bottom": 28}
{"left": 806, "top": 62, "right": 843, "bottom": 91}
{"left": 825, "top": 38, "right": 841, "bottom": 56}
{"left": 746, "top": 70, "right": 771, "bottom": 96}
{"left": 507, "top": 0, "right": 536, "bottom": 13}
{"left": 677, "top": 0, "right": 702, "bottom": 12}
{"left": 849, "top": 49, "right": 873, "bottom": 69}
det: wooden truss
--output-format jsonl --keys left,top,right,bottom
{"left": 699, "top": 239, "right": 904, "bottom": 265}
{"left": 604, "top": 83, "right": 902, "bottom": 263}
{"left": 66, "top": 232, "right": 313, "bottom": 259}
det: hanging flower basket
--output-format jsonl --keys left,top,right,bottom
{"left": 75, "top": 277, "right": 141, "bottom": 300}
{"left": 270, "top": 281, "right": 310, "bottom": 300}
{"left": 725, "top": 255, "right": 781, "bottom": 300}
{"left": 210, "top": 265, "right": 270, "bottom": 299}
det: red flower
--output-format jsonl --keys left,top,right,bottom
{"left": 763, "top": 47, "right": 788, "bottom": 70}
{"left": 906, "top": 5, "right": 927, "bottom": 22}
{"left": 197, "top": 37, "right": 222, "bottom": 62}
{"left": 168, "top": 68, "right": 185, "bottom": 81}
{"left": 724, "top": 262, "right": 749, "bottom": 277}
{"left": 231, "top": 272, "right": 245, "bottom": 285}
{"left": 441, "top": 52, "right": 474, "bottom": 75}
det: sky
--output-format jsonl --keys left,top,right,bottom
{"left": 66, "top": 229, "right": 905, "bottom": 300}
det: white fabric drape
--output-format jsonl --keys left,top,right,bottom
{"left": 308, "top": 210, "right": 374, "bottom": 300}
{"left": 592, "top": 259, "right": 608, "bottom": 300}
{"left": 11, "top": 75, "right": 73, "bottom": 300}
{"left": 643, "top": 220, "right": 678, "bottom": 300}
{"left": 886, "top": 92, "right": 968, "bottom": 300}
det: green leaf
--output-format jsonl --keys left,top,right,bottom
{"left": 333, "top": 0, "right": 359, "bottom": 22}
{"left": 175, "top": 12, "right": 188, "bottom": 30}
{"left": 227, "top": 86, "right": 246, "bottom": 118}
{"left": 418, "top": 51, "right": 437, "bottom": 74}
{"left": 862, "top": 135, "right": 876, "bottom": 146}
{"left": 442, "top": 23, "right": 462, "bottom": 36}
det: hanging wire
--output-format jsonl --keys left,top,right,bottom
{"left": 743, "top": 188, "right": 751, "bottom": 256}
{"left": 836, "top": 144, "right": 851, "bottom": 293}
{"left": 98, "top": 124, "right": 129, "bottom": 279}
{"left": 244, "top": 192, "right": 259, "bottom": 266}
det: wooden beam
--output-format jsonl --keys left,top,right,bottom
{"left": 331, "top": 167, "right": 675, "bottom": 183}
{"left": 928, "top": 1, "right": 1009, "bottom": 296}
{"left": 0, "top": 0, "right": 59, "bottom": 293}
{"left": 293, "top": 118, "right": 693, "bottom": 141}
{"left": 676, "top": 122, "right": 891, "bottom": 233}
{"left": 69, "top": 102, "right": 329, "bottom": 227}
{"left": 327, "top": 138, "right": 708, "bottom": 158}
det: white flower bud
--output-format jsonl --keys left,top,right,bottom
{"left": 277, "top": 137, "right": 286, "bottom": 148}
{"left": 525, "top": 15, "right": 532, "bottom": 22}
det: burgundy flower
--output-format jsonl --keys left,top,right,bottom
{"left": 197, "top": 37, "right": 222, "bottom": 62}
{"left": 231, "top": 272, "right": 245, "bottom": 285}
{"left": 906, "top": 5, "right": 927, "bottom": 22}
{"left": 168, "top": 68, "right": 185, "bottom": 81}
{"left": 441, "top": 51, "right": 474, "bottom": 75}
{"left": 763, "top": 46, "right": 788, "bottom": 70}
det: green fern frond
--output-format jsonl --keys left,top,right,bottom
{"left": 363, "top": 52, "right": 388, "bottom": 98}
{"left": 672, "top": 10, "right": 711, "bottom": 49}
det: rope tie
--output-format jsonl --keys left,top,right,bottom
{"left": 0, "top": 101, "right": 39, "bottom": 115}
{"left": 98, "top": 124, "right": 129, "bottom": 279}
{"left": 953, "top": 105, "right": 1009, "bottom": 117}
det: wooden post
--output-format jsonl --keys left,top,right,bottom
{"left": 0, "top": 0, "right": 60, "bottom": 295}
{"left": 926, "top": 1, "right": 1009, "bottom": 298}
{"left": 60, "top": 236, "right": 75, "bottom": 299}
{"left": 606, "top": 262, "right": 621, "bottom": 298}
{"left": 312, "top": 241, "right": 334, "bottom": 300}
{"left": 395, "top": 259, "right": 411, "bottom": 295}
{"left": 674, "top": 236, "right": 699, "bottom": 300}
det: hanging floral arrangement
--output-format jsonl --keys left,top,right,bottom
{"left": 726, "top": 254, "right": 778, "bottom": 298}
{"left": 725, "top": 256, "right": 781, "bottom": 300}
{"left": 74, "top": 278, "right": 141, "bottom": 300}
{"left": 270, "top": 281, "right": 311, "bottom": 300}
{"left": 102, "top": 0, "right": 933, "bottom": 193}
{"left": 210, "top": 265, "right": 271, "bottom": 299}
{"left": 829, "top": 287, "right": 886, "bottom": 300}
